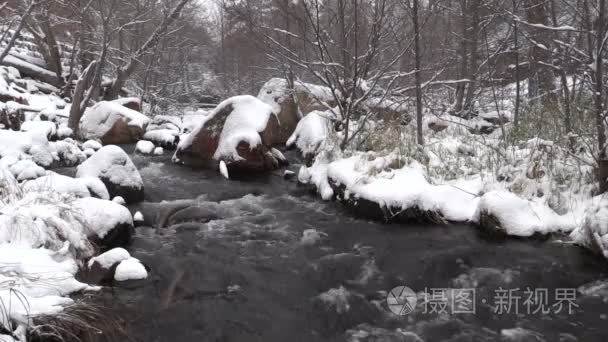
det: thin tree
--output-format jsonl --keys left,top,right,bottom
{"left": 412, "top": 0, "right": 424, "bottom": 145}
{"left": 0, "top": 0, "right": 38, "bottom": 64}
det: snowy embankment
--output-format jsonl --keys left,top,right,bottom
{"left": 0, "top": 47, "right": 151, "bottom": 338}
{"left": 294, "top": 105, "right": 596, "bottom": 243}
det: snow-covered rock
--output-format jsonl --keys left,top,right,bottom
{"left": 133, "top": 211, "right": 144, "bottom": 224}
{"left": 181, "top": 112, "right": 208, "bottom": 134}
{"left": 258, "top": 78, "right": 335, "bottom": 144}
{"left": 173, "top": 95, "right": 283, "bottom": 173}
{"left": 112, "top": 196, "right": 126, "bottom": 205}
{"left": 76, "top": 145, "right": 144, "bottom": 203}
{"left": 85, "top": 247, "right": 132, "bottom": 284}
{"left": 112, "top": 97, "right": 141, "bottom": 111}
{"left": 20, "top": 120, "right": 57, "bottom": 139}
{"left": 73, "top": 197, "right": 134, "bottom": 247}
{"left": 0, "top": 129, "right": 54, "bottom": 167}
{"left": 79, "top": 101, "right": 150, "bottom": 144}
{"left": 571, "top": 196, "right": 608, "bottom": 259}
{"left": 473, "top": 191, "right": 574, "bottom": 237}
{"left": 114, "top": 258, "right": 148, "bottom": 281}
{"left": 286, "top": 110, "right": 332, "bottom": 161}
{"left": 153, "top": 147, "right": 164, "bottom": 155}
{"left": 135, "top": 140, "right": 155, "bottom": 154}
{"left": 82, "top": 140, "right": 102, "bottom": 151}
{"left": 88, "top": 248, "right": 131, "bottom": 269}
{"left": 147, "top": 115, "right": 181, "bottom": 132}
{"left": 22, "top": 173, "right": 109, "bottom": 200}
{"left": 143, "top": 129, "right": 179, "bottom": 149}
{"left": 6, "top": 159, "right": 45, "bottom": 181}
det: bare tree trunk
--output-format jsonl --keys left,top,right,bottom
{"left": 104, "top": 0, "right": 191, "bottom": 100}
{"left": 595, "top": 0, "right": 608, "bottom": 192}
{"left": 513, "top": 0, "right": 521, "bottom": 128}
{"left": 526, "top": 0, "right": 556, "bottom": 104}
{"left": 413, "top": 0, "right": 424, "bottom": 146}
{"left": 68, "top": 60, "right": 97, "bottom": 134}
{"left": 0, "top": 0, "right": 37, "bottom": 64}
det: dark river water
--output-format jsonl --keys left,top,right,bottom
{"left": 82, "top": 146, "right": 608, "bottom": 342}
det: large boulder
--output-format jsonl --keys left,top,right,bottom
{"left": 258, "top": 78, "right": 335, "bottom": 144}
{"left": 79, "top": 101, "right": 150, "bottom": 144}
{"left": 76, "top": 145, "right": 144, "bottom": 203}
{"left": 173, "top": 95, "right": 283, "bottom": 173}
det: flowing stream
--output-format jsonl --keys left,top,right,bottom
{"left": 76, "top": 146, "right": 608, "bottom": 342}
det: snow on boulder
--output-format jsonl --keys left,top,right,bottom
{"left": 0, "top": 129, "right": 54, "bottom": 167}
{"left": 76, "top": 145, "right": 144, "bottom": 203}
{"left": 182, "top": 111, "right": 208, "bottom": 134}
{"left": 6, "top": 159, "right": 45, "bottom": 181}
{"left": 56, "top": 125, "right": 74, "bottom": 139}
{"left": 73, "top": 197, "right": 134, "bottom": 248}
{"left": 473, "top": 191, "right": 574, "bottom": 237}
{"left": 135, "top": 140, "right": 155, "bottom": 154}
{"left": 79, "top": 101, "right": 150, "bottom": 144}
{"left": 143, "top": 129, "right": 179, "bottom": 149}
{"left": 82, "top": 140, "right": 102, "bottom": 151}
{"left": 114, "top": 258, "right": 148, "bottom": 281}
{"left": 286, "top": 110, "right": 332, "bottom": 161}
{"left": 173, "top": 95, "right": 282, "bottom": 173}
{"left": 153, "top": 147, "right": 164, "bottom": 155}
{"left": 22, "top": 173, "right": 109, "bottom": 200}
{"left": 112, "top": 97, "right": 141, "bottom": 112}
{"left": 85, "top": 247, "right": 132, "bottom": 283}
{"left": 571, "top": 196, "right": 608, "bottom": 259}
{"left": 20, "top": 120, "right": 57, "bottom": 139}
{"left": 257, "top": 78, "right": 335, "bottom": 144}
{"left": 88, "top": 247, "right": 130, "bottom": 269}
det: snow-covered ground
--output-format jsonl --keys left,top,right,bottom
{"left": 0, "top": 49, "right": 152, "bottom": 338}
{"left": 294, "top": 83, "right": 602, "bottom": 248}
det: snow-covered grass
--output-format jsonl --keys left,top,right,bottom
{"left": 297, "top": 81, "right": 601, "bottom": 248}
